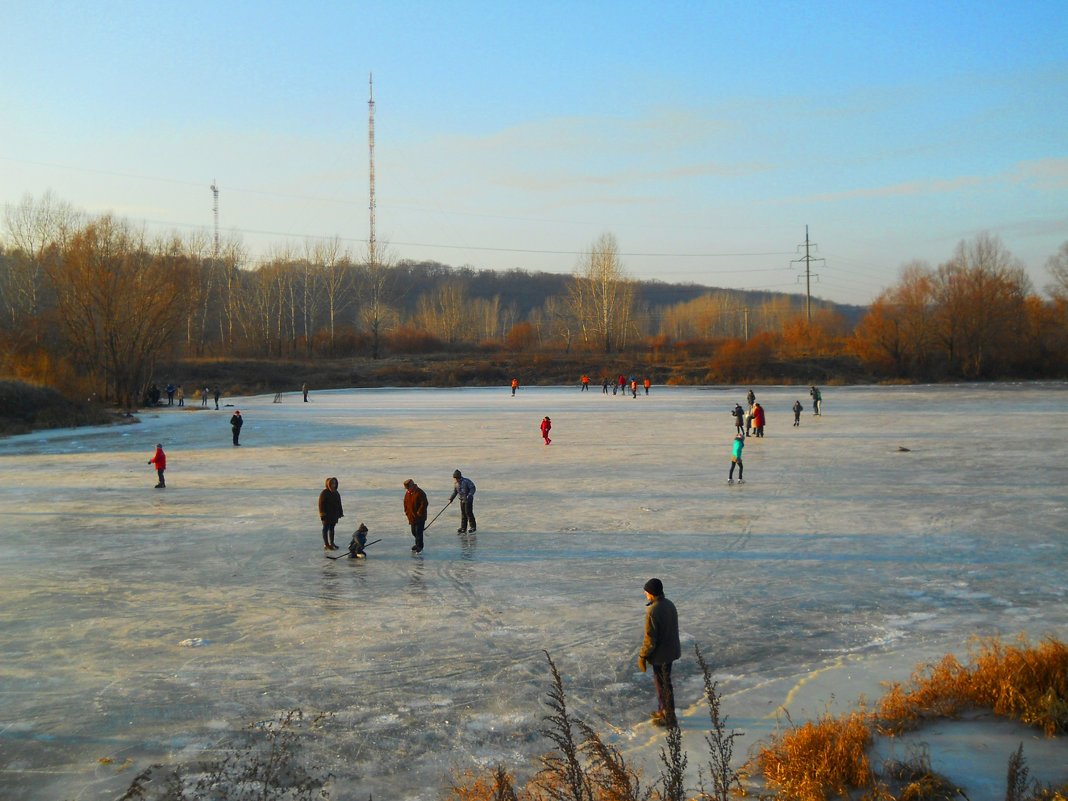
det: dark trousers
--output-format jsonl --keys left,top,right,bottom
{"left": 459, "top": 498, "right": 475, "bottom": 531}
{"left": 232, "top": 426, "right": 241, "bottom": 445}
{"left": 156, "top": 468, "right": 165, "bottom": 487}
{"left": 410, "top": 520, "right": 425, "bottom": 551}
{"left": 322, "top": 521, "right": 336, "bottom": 547}
{"left": 652, "top": 661, "right": 675, "bottom": 716}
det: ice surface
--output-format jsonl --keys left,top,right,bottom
{"left": 1, "top": 384, "right": 1066, "bottom": 799}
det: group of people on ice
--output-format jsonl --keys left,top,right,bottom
{"left": 728, "top": 386, "right": 823, "bottom": 484}
{"left": 315, "top": 469, "right": 476, "bottom": 557}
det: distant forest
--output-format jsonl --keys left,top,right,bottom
{"left": 1, "top": 193, "right": 1066, "bottom": 408}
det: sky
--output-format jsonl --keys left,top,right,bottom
{"left": 2, "top": 0, "right": 1067, "bottom": 306}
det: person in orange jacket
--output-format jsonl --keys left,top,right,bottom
{"left": 511, "top": 377, "right": 519, "bottom": 397}
{"left": 403, "top": 479, "right": 429, "bottom": 553}
{"left": 752, "top": 402, "right": 766, "bottom": 438}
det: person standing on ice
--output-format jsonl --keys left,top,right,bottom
{"left": 318, "top": 477, "right": 343, "bottom": 550}
{"left": 728, "top": 434, "right": 745, "bottom": 484}
{"left": 638, "top": 577, "right": 681, "bottom": 728}
{"left": 148, "top": 443, "right": 166, "bottom": 488}
{"left": 752, "top": 402, "right": 765, "bottom": 438}
{"left": 213, "top": 385, "right": 221, "bottom": 410}
{"left": 602, "top": 377, "right": 610, "bottom": 394}
{"left": 230, "top": 410, "right": 243, "bottom": 446}
{"left": 746, "top": 389, "right": 756, "bottom": 406}
{"left": 792, "top": 399, "right": 803, "bottom": 427}
{"left": 403, "top": 479, "right": 429, "bottom": 553}
{"left": 511, "top": 377, "right": 519, "bottom": 397}
{"left": 732, "top": 403, "right": 745, "bottom": 436}
{"left": 540, "top": 415, "right": 552, "bottom": 445}
{"left": 449, "top": 469, "right": 477, "bottom": 533}
{"left": 810, "top": 385, "right": 822, "bottom": 415}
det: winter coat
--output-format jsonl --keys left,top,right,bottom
{"left": 149, "top": 447, "right": 166, "bottom": 470}
{"left": 640, "top": 596, "right": 681, "bottom": 666}
{"left": 404, "top": 485, "right": 428, "bottom": 523}
{"left": 450, "top": 476, "right": 476, "bottom": 502}
{"left": 731, "top": 437, "right": 744, "bottom": 460}
{"left": 793, "top": 401, "right": 803, "bottom": 415}
{"left": 318, "top": 479, "right": 344, "bottom": 524}
{"left": 230, "top": 413, "right": 243, "bottom": 430}
{"left": 540, "top": 418, "right": 552, "bottom": 436}
{"left": 732, "top": 405, "right": 744, "bottom": 423}
{"left": 752, "top": 405, "right": 765, "bottom": 427}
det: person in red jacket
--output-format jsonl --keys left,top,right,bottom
{"left": 540, "top": 415, "right": 552, "bottom": 445}
{"left": 148, "top": 443, "right": 166, "bottom": 488}
{"left": 403, "top": 479, "right": 429, "bottom": 553}
{"left": 752, "top": 402, "right": 766, "bottom": 438}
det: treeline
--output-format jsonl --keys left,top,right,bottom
{"left": 1, "top": 192, "right": 1066, "bottom": 408}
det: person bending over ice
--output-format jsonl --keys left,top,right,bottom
{"left": 347, "top": 523, "right": 369, "bottom": 558}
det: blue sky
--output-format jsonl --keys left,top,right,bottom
{"left": 2, "top": 1, "right": 1066, "bottom": 306}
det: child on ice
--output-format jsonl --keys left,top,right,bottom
{"left": 347, "top": 523, "right": 369, "bottom": 558}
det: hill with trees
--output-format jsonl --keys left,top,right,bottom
{"left": 1, "top": 192, "right": 1066, "bottom": 415}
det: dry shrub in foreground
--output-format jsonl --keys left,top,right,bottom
{"left": 877, "top": 636, "right": 1068, "bottom": 736}
{"left": 755, "top": 709, "right": 875, "bottom": 801}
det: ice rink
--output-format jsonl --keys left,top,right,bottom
{"left": 1, "top": 383, "right": 1066, "bottom": 799}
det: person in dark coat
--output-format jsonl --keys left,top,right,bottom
{"left": 213, "top": 385, "right": 221, "bottom": 410}
{"left": 230, "top": 410, "right": 244, "bottom": 446}
{"left": 347, "top": 523, "right": 369, "bottom": 558}
{"left": 318, "top": 477, "right": 344, "bottom": 550}
{"left": 792, "top": 399, "right": 803, "bottom": 427}
{"left": 732, "top": 403, "right": 745, "bottom": 436}
{"left": 638, "top": 577, "right": 681, "bottom": 728}
{"left": 403, "top": 479, "right": 429, "bottom": 553}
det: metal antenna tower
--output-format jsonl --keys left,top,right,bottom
{"left": 367, "top": 73, "right": 377, "bottom": 268}
{"left": 210, "top": 180, "right": 219, "bottom": 258}
{"left": 791, "top": 225, "right": 824, "bottom": 323}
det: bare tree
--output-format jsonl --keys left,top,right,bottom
{"left": 569, "top": 233, "right": 635, "bottom": 353}
{"left": 48, "top": 216, "right": 187, "bottom": 408}
{"left": 1045, "top": 241, "right": 1068, "bottom": 300}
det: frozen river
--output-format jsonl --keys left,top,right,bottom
{"left": 1, "top": 384, "right": 1066, "bottom": 799}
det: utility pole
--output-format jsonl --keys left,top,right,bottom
{"left": 791, "top": 225, "right": 824, "bottom": 323}
{"left": 743, "top": 306, "right": 749, "bottom": 342}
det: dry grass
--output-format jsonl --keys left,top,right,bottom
{"left": 877, "top": 636, "right": 1068, "bottom": 736}
{"left": 755, "top": 709, "right": 875, "bottom": 801}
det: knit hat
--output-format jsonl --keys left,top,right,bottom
{"left": 453, "top": 470, "right": 461, "bottom": 478}
{"left": 356, "top": 523, "right": 368, "bottom": 533}
{"left": 403, "top": 479, "right": 414, "bottom": 488}
{"left": 643, "top": 578, "right": 664, "bottom": 596}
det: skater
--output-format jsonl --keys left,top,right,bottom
{"left": 511, "top": 377, "right": 519, "bottom": 397}
{"left": 403, "top": 479, "right": 429, "bottom": 553}
{"left": 147, "top": 443, "right": 166, "bottom": 488}
{"left": 540, "top": 415, "right": 552, "bottom": 445}
{"left": 449, "top": 469, "right": 477, "bottom": 533}
{"left": 792, "top": 399, "right": 803, "bottom": 426}
{"left": 618, "top": 374, "right": 626, "bottom": 394}
{"left": 732, "top": 403, "right": 745, "bottom": 436}
{"left": 602, "top": 377, "right": 610, "bottom": 394}
{"left": 581, "top": 374, "right": 590, "bottom": 391}
{"left": 302, "top": 382, "right": 309, "bottom": 402}
{"left": 746, "top": 389, "right": 756, "bottom": 406}
{"left": 201, "top": 386, "right": 209, "bottom": 408}
{"left": 810, "top": 386, "right": 822, "bottom": 415}
{"left": 176, "top": 386, "right": 184, "bottom": 407}
{"left": 643, "top": 377, "right": 651, "bottom": 395}
{"left": 744, "top": 404, "right": 754, "bottom": 437}
{"left": 347, "top": 523, "right": 369, "bottom": 558}
{"left": 752, "top": 402, "right": 765, "bottom": 438}
{"left": 213, "top": 385, "right": 221, "bottom": 410}
{"left": 638, "top": 577, "right": 681, "bottom": 729}
{"left": 728, "top": 434, "right": 744, "bottom": 484}
{"left": 630, "top": 379, "right": 638, "bottom": 398}
{"left": 165, "top": 383, "right": 175, "bottom": 406}
{"left": 230, "top": 410, "right": 243, "bottom": 446}
{"left": 318, "top": 477, "right": 344, "bottom": 550}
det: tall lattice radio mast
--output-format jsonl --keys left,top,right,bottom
{"left": 367, "top": 73, "right": 377, "bottom": 268}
